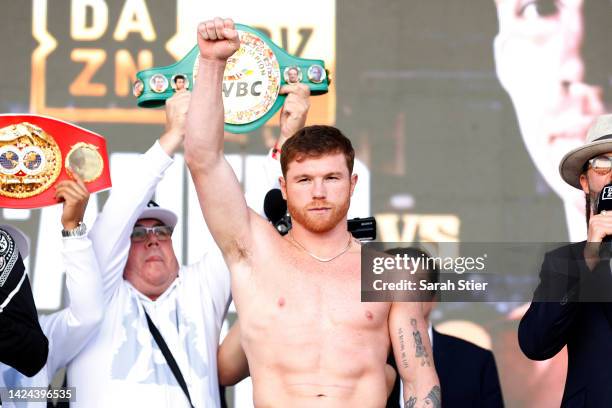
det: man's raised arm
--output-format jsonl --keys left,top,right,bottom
{"left": 185, "top": 18, "right": 253, "bottom": 262}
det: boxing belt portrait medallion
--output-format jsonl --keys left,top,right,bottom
{"left": 134, "top": 24, "right": 330, "bottom": 134}
{"left": 0, "top": 114, "right": 111, "bottom": 209}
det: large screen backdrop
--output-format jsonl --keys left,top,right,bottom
{"left": 2, "top": 0, "right": 612, "bottom": 406}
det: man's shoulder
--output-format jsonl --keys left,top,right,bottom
{"left": 545, "top": 241, "right": 586, "bottom": 260}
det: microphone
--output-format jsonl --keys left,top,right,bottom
{"left": 263, "top": 189, "right": 291, "bottom": 235}
{"left": 264, "top": 189, "right": 286, "bottom": 224}
{"left": 597, "top": 183, "right": 612, "bottom": 213}
{"left": 596, "top": 183, "right": 612, "bottom": 255}
{"left": 348, "top": 217, "right": 377, "bottom": 241}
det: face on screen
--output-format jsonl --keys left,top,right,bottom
{"left": 493, "top": 0, "right": 604, "bottom": 199}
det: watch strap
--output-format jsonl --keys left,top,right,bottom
{"left": 61, "top": 222, "right": 87, "bottom": 238}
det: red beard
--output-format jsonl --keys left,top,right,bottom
{"left": 287, "top": 197, "right": 350, "bottom": 233}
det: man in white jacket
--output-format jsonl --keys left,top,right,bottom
{"left": 67, "top": 83, "right": 312, "bottom": 407}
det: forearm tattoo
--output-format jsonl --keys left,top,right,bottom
{"left": 410, "top": 318, "right": 431, "bottom": 367}
{"left": 405, "top": 396, "right": 417, "bottom": 408}
{"left": 405, "top": 386, "right": 441, "bottom": 408}
{"left": 424, "top": 385, "right": 441, "bottom": 408}
{"left": 398, "top": 327, "right": 409, "bottom": 369}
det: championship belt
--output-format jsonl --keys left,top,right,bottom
{"left": 134, "top": 24, "right": 330, "bottom": 134}
{"left": 0, "top": 114, "right": 111, "bottom": 209}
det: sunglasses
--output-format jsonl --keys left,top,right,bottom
{"left": 587, "top": 156, "right": 612, "bottom": 175}
{"left": 130, "top": 226, "right": 173, "bottom": 242}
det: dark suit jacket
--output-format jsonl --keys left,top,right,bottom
{"left": 387, "top": 328, "right": 503, "bottom": 407}
{"left": 519, "top": 242, "right": 612, "bottom": 407}
{"left": 0, "top": 228, "right": 48, "bottom": 377}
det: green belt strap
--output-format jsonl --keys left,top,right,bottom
{"left": 134, "top": 24, "right": 330, "bottom": 134}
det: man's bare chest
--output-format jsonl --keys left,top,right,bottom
{"left": 233, "top": 254, "right": 390, "bottom": 340}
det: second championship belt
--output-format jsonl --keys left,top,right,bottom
{"left": 0, "top": 114, "right": 111, "bottom": 209}
{"left": 134, "top": 24, "right": 330, "bottom": 134}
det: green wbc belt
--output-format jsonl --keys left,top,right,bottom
{"left": 134, "top": 24, "right": 330, "bottom": 134}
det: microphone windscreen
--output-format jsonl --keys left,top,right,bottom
{"left": 263, "top": 189, "right": 287, "bottom": 224}
{"left": 597, "top": 183, "right": 612, "bottom": 214}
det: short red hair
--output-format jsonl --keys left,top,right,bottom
{"left": 280, "top": 125, "right": 355, "bottom": 177}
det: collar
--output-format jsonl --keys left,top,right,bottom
{"left": 125, "top": 275, "right": 180, "bottom": 305}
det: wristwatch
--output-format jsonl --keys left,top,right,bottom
{"left": 61, "top": 222, "right": 87, "bottom": 238}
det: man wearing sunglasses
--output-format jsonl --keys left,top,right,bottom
{"left": 65, "top": 67, "right": 312, "bottom": 406}
{"left": 61, "top": 89, "right": 228, "bottom": 408}
{"left": 519, "top": 114, "right": 612, "bottom": 407}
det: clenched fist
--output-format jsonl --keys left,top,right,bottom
{"left": 197, "top": 17, "right": 241, "bottom": 63}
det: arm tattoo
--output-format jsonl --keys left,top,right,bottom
{"left": 398, "top": 328, "right": 409, "bottom": 369}
{"left": 424, "top": 385, "right": 441, "bottom": 408}
{"left": 404, "top": 396, "right": 417, "bottom": 408}
{"left": 410, "top": 318, "right": 431, "bottom": 367}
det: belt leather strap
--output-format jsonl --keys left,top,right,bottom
{"left": 135, "top": 24, "right": 330, "bottom": 134}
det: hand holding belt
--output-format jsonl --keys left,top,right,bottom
{"left": 134, "top": 24, "right": 331, "bottom": 134}
{"left": 0, "top": 114, "right": 111, "bottom": 209}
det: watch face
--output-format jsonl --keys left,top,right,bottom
{"left": 193, "top": 30, "right": 281, "bottom": 125}
{"left": 62, "top": 222, "right": 86, "bottom": 237}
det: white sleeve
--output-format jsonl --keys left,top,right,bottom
{"left": 245, "top": 149, "right": 282, "bottom": 217}
{"left": 262, "top": 148, "right": 282, "bottom": 191}
{"left": 38, "top": 234, "right": 103, "bottom": 381}
{"left": 197, "top": 246, "right": 232, "bottom": 326}
{"left": 89, "top": 141, "right": 174, "bottom": 301}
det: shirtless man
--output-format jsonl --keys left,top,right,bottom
{"left": 184, "top": 18, "right": 439, "bottom": 407}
